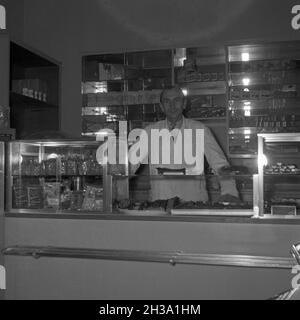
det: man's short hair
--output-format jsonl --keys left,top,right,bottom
{"left": 160, "top": 85, "right": 185, "bottom": 103}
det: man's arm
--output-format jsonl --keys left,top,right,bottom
{"left": 203, "top": 126, "right": 239, "bottom": 198}
{"left": 128, "top": 127, "right": 150, "bottom": 176}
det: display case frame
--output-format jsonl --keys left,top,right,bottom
{"left": 257, "top": 133, "right": 300, "bottom": 217}
{"left": 0, "top": 142, "right": 5, "bottom": 214}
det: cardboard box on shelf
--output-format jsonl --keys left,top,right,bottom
{"left": 12, "top": 79, "right": 48, "bottom": 101}
{"left": 85, "top": 90, "right": 161, "bottom": 107}
{"left": 99, "top": 63, "right": 125, "bottom": 81}
{"left": 0, "top": 105, "right": 9, "bottom": 128}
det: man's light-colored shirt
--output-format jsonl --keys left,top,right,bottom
{"left": 129, "top": 117, "right": 238, "bottom": 201}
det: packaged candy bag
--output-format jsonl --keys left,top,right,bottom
{"left": 44, "top": 182, "right": 60, "bottom": 210}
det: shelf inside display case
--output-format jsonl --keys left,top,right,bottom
{"left": 10, "top": 42, "right": 60, "bottom": 139}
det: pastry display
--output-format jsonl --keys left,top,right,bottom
{"left": 264, "top": 163, "right": 300, "bottom": 175}
{"left": 114, "top": 197, "right": 251, "bottom": 212}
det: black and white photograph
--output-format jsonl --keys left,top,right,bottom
{"left": 0, "top": 0, "right": 300, "bottom": 305}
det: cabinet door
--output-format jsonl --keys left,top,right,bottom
{"left": 0, "top": 32, "right": 8, "bottom": 300}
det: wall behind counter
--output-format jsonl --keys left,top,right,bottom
{"left": 21, "top": 0, "right": 300, "bottom": 137}
{"left": 0, "top": 0, "right": 24, "bottom": 40}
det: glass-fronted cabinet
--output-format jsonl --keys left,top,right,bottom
{"left": 258, "top": 133, "right": 300, "bottom": 216}
{"left": 82, "top": 47, "right": 227, "bottom": 136}
{"left": 112, "top": 173, "right": 257, "bottom": 217}
{"left": 82, "top": 50, "right": 172, "bottom": 136}
{"left": 175, "top": 46, "right": 227, "bottom": 121}
{"left": 228, "top": 42, "right": 300, "bottom": 157}
{"left": 6, "top": 140, "right": 111, "bottom": 214}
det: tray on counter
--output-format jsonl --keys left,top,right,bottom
{"left": 170, "top": 209, "right": 255, "bottom": 217}
{"left": 117, "top": 209, "right": 168, "bottom": 216}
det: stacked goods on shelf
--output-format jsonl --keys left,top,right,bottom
{"left": 98, "top": 63, "right": 124, "bottom": 81}
{"left": 83, "top": 90, "right": 161, "bottom": 107}
{"left": 0, "top": 105, "right": 9, "bottom": 128}
{"left": 12, "top": 179, "right": 104, "bottom": 212}
{"left": 177, "top": 67, "right": 225, "bottom": 83}
{"left": 186, "top": 96, "right": 226, "bottom": 118}
{"left": 114, "top": 196, "right": 251, "bottom": 212}
{"left": 230, "top": 85, "right": 298, "bottom": 100}
{"left": 264, "top": 163, "right": 300, "bottom": 175}
{"left": 13, "top": 155, "right": 103, "bottom": 177}
{"left": 12, "top": 153, "right": 105, "bottom": 212}
{"left": 12, "top": 79, "right": 48, "bottom": 102}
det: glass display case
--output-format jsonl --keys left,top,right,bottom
{"left": 6, "top": 140, "right": 112, "bottom": 214}
{"left": 228, "top": 41, "right": 300, "bottom": 157}
{"left": 258, "top": 133, "right": 300, "bottom": 216}
{"left": 112, "top": 173, "right": 258, "bottom": 217}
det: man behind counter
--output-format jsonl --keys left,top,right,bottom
{"left": 128, "top": 86, "right": 240, "bottom": 203}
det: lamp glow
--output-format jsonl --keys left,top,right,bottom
{"left": 243, "top": 78, "right": 250, "bottom": 86}
{"left": 242, "top": 52, "right": 250, "bottom": 62}
{"left": 47, "top": 153, "right": 58, "bottom": 160}
{"left": 181, "top": 88, "right": 188, "bottom": 96}
{"left": 258, "top": 154, "right": 268, "bottom": 167}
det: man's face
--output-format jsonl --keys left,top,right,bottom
{"left": 160, "top": 88, "right": 186, "bottom": 123}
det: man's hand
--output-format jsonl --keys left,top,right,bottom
{"left": 218, "top": 194, "right": 242, "bottom": 205}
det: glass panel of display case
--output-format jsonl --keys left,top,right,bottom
{"left": 8, "top": 140, "right": 106, "bottom": 214}
{"left": 175, "top": 46, "right": 227, "bottom": 121}
{"left": 228, "top": 41, "right": 300, "bottom": 156}
{"left": 111, "top": 174, "right": 256, "bottom": 216}
{"left": 82, "top": 50, "right": 172, "bottom": 137}
{"left": 260, "top": 139, "right": 300, "bottom": 216}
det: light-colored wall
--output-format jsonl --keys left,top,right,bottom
{"left": 4, "top": 217, "right": 300, "bottom": 299}
{"left": 0, "top": 0, "right": 24, "bottom": 299}
{"left": 22, "top": 0, "right": 300, "bottom": 137}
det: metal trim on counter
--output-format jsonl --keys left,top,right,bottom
{"left": 5, "top": 212, "right": 300, "bottom": 224}
{"left": 0, "top": 142, "right": 4, "bottom": 214}
{"left": 2, "top": 246, "right": 295, "bottom": 269}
